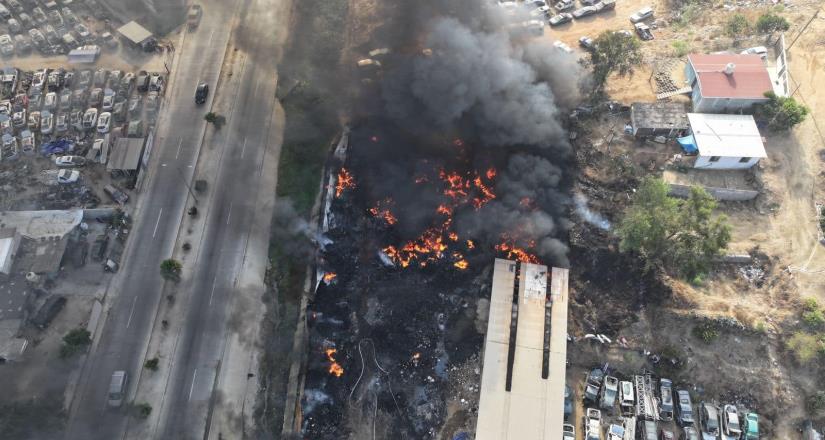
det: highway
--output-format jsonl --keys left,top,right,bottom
{"left": 64, "top": 0, "right": 248, "bottom": 438}
{"left": 154, "top": 0, "right": 283, "bottom": 436}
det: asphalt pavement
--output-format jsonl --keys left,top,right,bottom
{"left": 64, "top": 2, "right": 238, "bottom": 439}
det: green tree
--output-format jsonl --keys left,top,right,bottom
{"left": 756, "top": 13, "right": 790, "bottom": 34}
{"left": 144, "top": 357, "right": 160, "bottom": 371}
{"left": 160, "top": 258, "right": 182, "bottom": 281}
{"left": 60, "top": 328, "right": 92, "bottom": 358}
{"left": 725, "top": 13, "right": 751, "bottom": 38}
{"left": 589, "top": 30, "right": 643, "bottom": 94}
{"left": 204, "top": 112, "right": 225, "bottom": 129}
{"left": 617, "top": 177, "right": 731, "bottom": 277}
{"left": 135, "top": 402, "right": 153, "bottom": 418}
{"left": 757, "top": 91, "right": 809, "bottom": 131}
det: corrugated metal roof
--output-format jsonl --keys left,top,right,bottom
{"left": 687, "top": 113, "right": 766, "bottom": 158}
{"left": 117, "top": 21, "right": 153, "bottom": 44}
{"left": 688, "top": 54, "right": 773, "bottom": 99}
{"left": 107, "top": 137, "right": 145, "bottom": 171}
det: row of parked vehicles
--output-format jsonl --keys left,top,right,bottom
{"left": 563, "top": 368, "right": 760, "bottom": 440}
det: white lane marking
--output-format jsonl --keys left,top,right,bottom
{"left": 126, "top": 296, "right": 138, "bottom": 328}
{"left": 253, "top": 78, "right": 260, "bottom": 96}
{"left": 226, "top": 202, "right": 233, "bottom": 225}
{"left": 175, "top": 137, "right": 183, "bottom": 159}
{"left": 152, "top": 208, "right": 163, "bottom": 238}
{"left": 240, "top": 137, "right": 247, "bottom": 159}
{"left": 208, "top": 276, "right": 217, "bottom": 307}
{"left": 207, "top": 31, "right": 215, "bottom": 47}
{"left": 188, "top": 369, "right": 198, "bottom": 402}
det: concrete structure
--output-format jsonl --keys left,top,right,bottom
{"left": 0, "top": 210, "right": 83, "bottom": 274}
{"left": 663, "top": 169, "right": 759, "bottom": 201}
{"left": 630, "top": 102, "right": 689, "bottom": 139}
{"left": 116, "top": 21, "right": 155, "bottom": 50}
{"left": 476, "top": 259, "right": 569, "bottom": 440}
{"left": 685, "top": 54, "right": 774, "bottom": 113}
{"left": 107, "top": 137, "right": 146, "bottom": 176}
{"left": 681, "top": 113, "right": 767, "bottom": 170}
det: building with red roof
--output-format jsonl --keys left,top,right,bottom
{"left": 685, "top": 54, "right": 776, "bottom": 113}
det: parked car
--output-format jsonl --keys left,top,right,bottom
{"left": 14, "top": 34, "right": 31, "bottom": 52}
{"left": 553, "top": 40, "right": 573, "bottom": 54}
{"left": 572, "top": 6, "right": 598, "bottom": 18}
{"left": 47, "top": 10, "right": 63, "bottom": 27}
{"left": 96, "top": 111, "right": 111, "bottom": 133}
{"left": 82, "top": 107, "right": 97, "bottom": 129}
{"left": 11, "top": 109, "right": 26, "bottom": 128}
{"left": 44, "top": 91, "right": 57, "bottom": 110}
{"left": 7, "top": 18, "right": 20, "bottom": 34}
{"left": 55, "top": 155, "right": 86, "bottom": 167}
{"left": 563, "top": 423, "right": 576, "bottom": 440}
{"left": 639, "top": 420, "right": 657, "bottom": 440}
{"left": 32, "top": 7, "right": 48, "bottom": 25}
{"left": 585, "top": 408, "right": 601, "bottom": 440}
{"left": 20, "top": 129, "right": 34, "bottom": 154}
{"left": 102, "top": 88, "right": 115, "bottom": 111}
{"left": 549, "top": 12, "right": 572, "bottom": 26}
{"left": 40, "top": 110, "right": 54, "bottom": 134}
{"left": 74, "top": 23, "right": 91, "bottom": 42}
{"left": 18, "top": 13, "right": 32, "bottom": 29}
{"left": 70, "top": 110, "right": 83, "bottom": 130}
{"left": 136, "top": 70, "right": 149, "bottom": 92}
{"left": 619, "top": 380, "right": 634, "bottom": 415}
{"left": 0, "top": 34, "right": 14, "bottom": 56}
{"left": 149, "top": 73, "right": 163, "bottom": 92}
{"left": 1, "top": 134, "right": 18, "bottom": 160}
{"left": 28, "top": 111, "right": 40, "bottom": 130}
{"left": 57, "top": 169, "right": 79, "bottom": 183}
{"left": 659, "top": 379, "right": 674, "bottom": 421}
{"left": 630, "top": 6, "right": 654, "bottom": 23}
{"left": 564, "top": 385, "right": 573, "bottom": 421}
{"left": 635, "top": 22, "right": 654, "bottom": 40}
{"left": 93, "top": 68, "right": 108, "bottom": 87}
{"left": 661, "top": 429, "right": 675, "bottom": 440}
{"left": 675, "top": 390, "right": 694, "bottom": 426}
{"left": 584, "top": 368, "right": 604, "bottom": 403}
{"left": 579, "top": 36, "right": 595, "bottom": 50}
{"left": 742, "top": 412, "right": 759, "bottom": 440}
{"left": 699, "top": 402, "right": 720, "bottom": 438}
{"left": 594, "top": 0, "right": 616, "bottom": 11}
{"left": 55, "top": 113, "right": 69, "bottom": 133}
{"left": 88, "top": 87, "right": 103, "bottom": 107}
{"left": 100, "top": 31, "right": 117, "bottom": 49}
{"left": 606, "top": 424, "right": 625, "bottom": 440}
{"left": 554, "top": 0, "right": 574, "bottom": 10}
{"left": 722, "top": 404, "right": 741, "bottom": 437}
{"left": 680, "top": 426, "right": 700, "bottom": 440}
{"left": 128, "top": 95, "right": 142, "bottom": 118}
{"left": 600, "top": 376, "right": 618, "bottom": 410}
{"left": 740, "top": 46, "right": 768, "bottom": 59}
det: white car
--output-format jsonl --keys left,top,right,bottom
{"left": 57, "top": 169, "right": 79, "bottom": 184}
{"left": 55, "top": 155, "right": 85, "bottom": 167}
{"left": 55, "top": 113, "right": 68, "bottom": 132}
{"left": 44, "top": 91, "right": 57, "bottom": 110}
{"left": 82, "top": 108, "right": 97, "bottom": 129}
{"left": 554, "top": 40, "right": 573, "bottom": 54}
{"left": 630, "top": 6, "right": 653, "bottom": 23}
{"left": 20, "top": 129, "right": 34, "bottom": 154}
{"left": 40, "top": 110, "right": 54, "bottom": 135}
{"left": 101, "top": 88, "right": 115, "bottom": 111}
{"left": 0, "top": 34, "right": 14, "bottom": 56}
{"left": 740, "top": 46, "right": 768, "bottom": 59}
{"left": 96, "top": 111, "right": 111, "bottom": 133}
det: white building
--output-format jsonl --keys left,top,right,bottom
{"left": 681, "top": 113, "right": 767, "bottom": 170}
{"left": 685, "top": 54, "right": 776, "bottom": 113}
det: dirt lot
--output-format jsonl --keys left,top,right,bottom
{"left": 560, "top": 2, "right": 825, "bottom": 438}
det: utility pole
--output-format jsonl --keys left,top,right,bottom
{"left": 787, "top": 8, "right": 820, "bottom": 51}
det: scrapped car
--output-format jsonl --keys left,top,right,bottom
{"left": 55, "top": 155, "right": 86, "bottom": 167}
{"left": 40, "top": 110, "right": 54, "bottom": 135}
{"left": 96, "top": 111, "right": 111, "bottom": 133}
{"left": 659, "top": 379, "right": 674, "bottom": 421}
{"left": 548, "top": 12, "right": 572, "bottom": 26}
{"left": 584, "top": 368, "right": 604, "bottom": 403}
{"left": 572, "top": 6, "right": 598, "bottom": 18}
{"left": 676, "top": 390, "right": 694, "bottom": 426}
{"left": 630, "top": 6, "right": 654, "bottom": 23}
{"left": 722, "top": 404, "right": 742, "bottom": 437}
{"left": 82, "top": 107, "right": 98, "bottom": 129}
{"left": 742, "top": 412, "right": 759, "bottom": 440}
{"left": 699, "top": 402, "right": 721, "bottom": 438}
{"left": 57, "top": 169, "right": 79, "bottom": 184}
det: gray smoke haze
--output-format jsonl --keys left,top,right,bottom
{"left": 383, "top": 11, "right": 583, "bottom": 148}
{"left": 370, "top": 2, "right": 585, "bottom": 266}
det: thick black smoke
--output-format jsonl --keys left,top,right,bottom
{"left": 362, "top": 2, "right": 584, "bottom": 266}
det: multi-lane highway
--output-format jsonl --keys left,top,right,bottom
{"left": 65, "top": 0, "right": 283, "bottom": 438}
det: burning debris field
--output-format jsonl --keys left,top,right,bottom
{"left": 297, "top": 1, "right": 586, "bottom": 436}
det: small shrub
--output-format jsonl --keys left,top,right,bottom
{"left": 144, "top": 357, "right": 159, "bottom": 371}
{"left": 753, "top": 320, "right": 767, "bottom": 334}
{"left": 803, "top": 309, "right": 825, "bottom": 328}
{"left": 807, "top": 391, "right": 825, "bottom": 415}
{"left": 803, "top": 297, "right": 820, "bottom": 312}
{"left": 692, "top": 323, "right": 719, "bottom": 343}
{"left": 725, "top": 13, "right": 751, "bottom": 38}
{"left": 160, "top": 259, "right": 182, "bottom": 281}
{"left": 59, "top": 328, "right": 92, "bottom": 359}
{"left": 787, "top": 332, "right": 825, "bottom": 364}
{"left": 135, "top": 402, "right": 153, "bottom": 418}
{"left": 756, "top": 13, "right": 790, "bottom": 34}
{"left": 672, "top": 40, "right": 690, "bottom": 57}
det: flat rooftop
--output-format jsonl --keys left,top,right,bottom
{"left": 476, "top": 259, "right": 569, "bottom": 440}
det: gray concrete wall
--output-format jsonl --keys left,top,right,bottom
{"left": 668, "top": 183, "right": 758, "bottom": 201}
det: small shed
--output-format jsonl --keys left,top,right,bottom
{"left": 107, "top": 137, "right": 145, "bottom": 176}
{"left": 117, "top": 21, "right": 155, "bottom": 51}
{"left": 68, "top": 45, "right": 101, "bottom": 64}
{"left": 680, "top": 113, "right": 767, "bottom": 170}
{"left": 630, "top": 102, "right": 689, "bottom": 138}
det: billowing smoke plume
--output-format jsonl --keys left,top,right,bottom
{"left": 364, "top": 3, "right": 585, "bottom": 266}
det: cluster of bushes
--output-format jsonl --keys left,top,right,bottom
{"left": 787, "top": 298, "right": 825, "bottom": 364}
{"left": 725, "top": 12, "right": 790, "bottom": 38}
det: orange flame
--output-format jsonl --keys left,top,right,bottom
{"left": 466, "top": 240, "right": 475, "bottom": 249}
{"left": 369, "top": 199, "right": 398, "bottom": 226}
{"left": 495, "top": 241, "right": 540, "bottom": 264}
{"left": 325, "top": 348, "right": 344, "bottom": 377}
{"left": 323, "top": 272, "right": 337, "bottom": 283}
{"left": 448, "top": 232, "right": 459, "bottom": 241}
{"left": 335, "top": 168, "right": 355, "bottom": 197}
{"left": 454, "top": 260, "right": 469, "bottom": 270}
